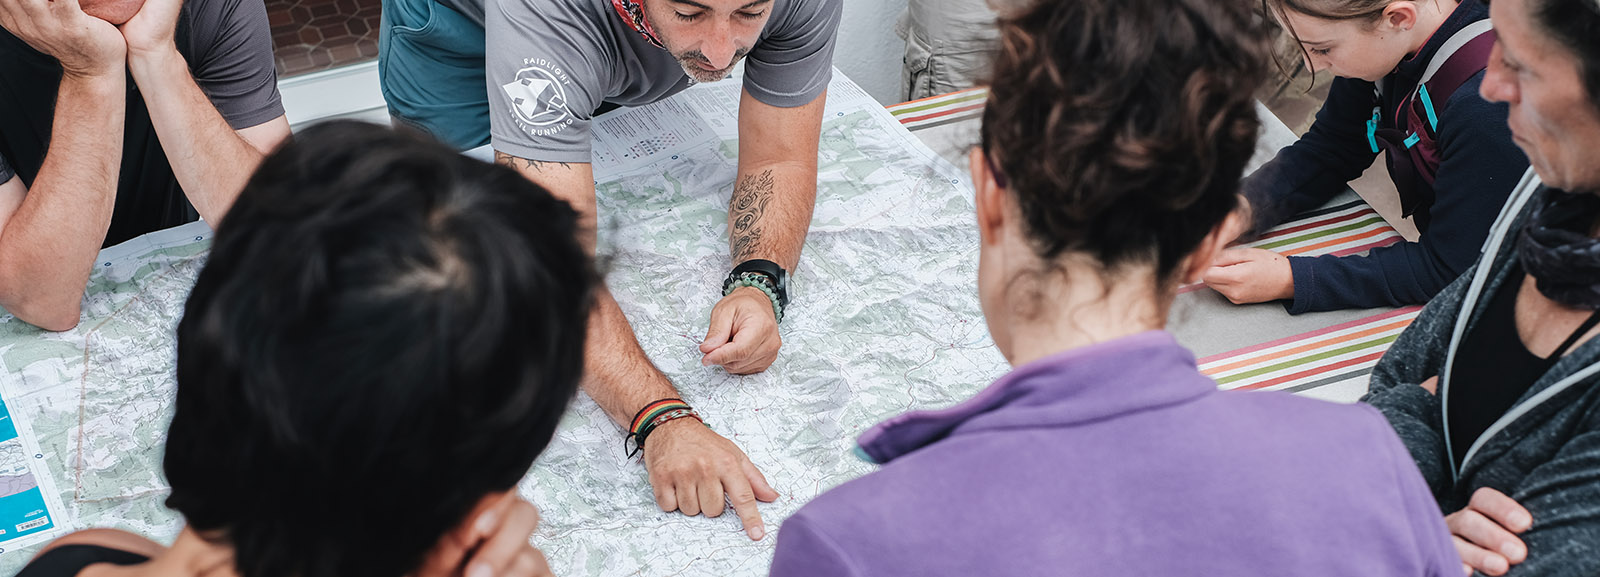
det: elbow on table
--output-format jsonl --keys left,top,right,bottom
{"left": 0, "top": 281, "right": 83, "bottom": 332}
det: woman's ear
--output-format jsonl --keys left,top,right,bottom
{"left": 971, "top": 147, "right": 1006, "bottom": 246}
{"left": 1383, "top": 0, "right": 1420, "bottom": 32}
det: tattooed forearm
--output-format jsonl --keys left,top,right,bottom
{"left": 730, "top": 170, "right": 775, "bottom": 262}
{"left": 494, "top": 151, "right": 572, "bottom": 172}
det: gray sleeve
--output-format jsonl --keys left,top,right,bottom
{"left": 187, "top": 0, "right": 286, "bottom": 129}
{"left": 0, "top": 153, "right": 13, "bottom": 186}
{"left": 743, "top": 0, "right": 842, "bottom": 108}
{"left": 485, "top": 0, "right": 604, "bottom": 164}
{"left": 1362, "top": 269, "right": 1474, "bottom": 498}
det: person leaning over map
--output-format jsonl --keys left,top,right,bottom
{"left": 0, "top": 0, "right": 291, "bottom": 332}
{"left": 15, "top": 121, "right": 584, "bottom": 577}
{"left": 379, "top": 0, "right": 842, "bottom": 540}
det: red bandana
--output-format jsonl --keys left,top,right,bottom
{"left": 610, "top": 0, "right": 666, "bottom": 50}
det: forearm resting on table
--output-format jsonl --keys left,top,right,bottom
{"left": 0, "top": 74, "right": 126, "bottom": 331}
{"left": 129, "top": 48, "right": 282, "bottom": 224}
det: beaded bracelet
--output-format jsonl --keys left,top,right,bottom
{"left": 724, "top": 272, "right": 784, "bottom": 323}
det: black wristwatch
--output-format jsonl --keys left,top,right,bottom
{"left": 723, "top": 259, "right": 789, "bottom": 307}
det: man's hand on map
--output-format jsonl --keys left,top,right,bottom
{"left": 1447, "top": 487, "right": 1531, "bottom": 576}
{"left": 416, "top": 493, "right": 555, "bottom": 577}
{"left": 0, "top": 0, "right": 126, "bottom": 79}
{"left": 1202, "top": 247, "right": 1295, "bottom": 304}
{"left": 645, "top": 416, "right": 779, "bottom": 540}
{"left": 700, "top": 286, "right": 782, "bottom": 374}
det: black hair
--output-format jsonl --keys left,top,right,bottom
{"left": 981, "top": 0, "right": 1271, "bottom": 285}
{"left": 164, "top": 120, "right": 594, "bottom": 577}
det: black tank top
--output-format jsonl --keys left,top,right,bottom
{"left": 14, "top": 544, "right": 148, "bottom": 577}
{"left": 0, "top": 17, "right": 202, "bottom": 248}
{"left": 1449, "top": 262, "right": 1600, "bottom": 468}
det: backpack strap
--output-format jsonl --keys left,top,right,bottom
{"left": 1371, "top": 20, "right": 1497, "bottom": 220}
{"left": 1414, "top": 20, "right": 1497, "bottom": 133}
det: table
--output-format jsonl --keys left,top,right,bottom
{"left": 886, "top": 89, "right": 1417, "bottom": 403}
{"left": 0, "top": 80, "right": 1417, "bottom": 573}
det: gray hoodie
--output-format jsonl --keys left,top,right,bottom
{"left": 1364, "top": 169, "right": 1600, "bottom": 576}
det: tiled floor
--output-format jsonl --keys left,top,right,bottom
{"left": 268, "top": 0, "right": 382, "bottom": 78}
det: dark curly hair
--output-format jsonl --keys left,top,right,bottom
{"left": 981, "top": 0, "right": 1272, "bottom": 285}
{"left": 165, "top": 121, "right": 594, "bottom": 577}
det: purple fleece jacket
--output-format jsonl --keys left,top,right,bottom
{"left": 770, "top": 331, "right": 1459, "bottom": 577}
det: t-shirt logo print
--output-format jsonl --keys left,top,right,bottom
{"left": 502, "top": 62, "right": 572, "bottom": 129}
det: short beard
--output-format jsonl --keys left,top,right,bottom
{"left": 675, "top": 48, "right": 749, "bottom": 83}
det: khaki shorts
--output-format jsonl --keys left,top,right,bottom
{"left": 898, "top": 0, "right": 998, "bottom": 102}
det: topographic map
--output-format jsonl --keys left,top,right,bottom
{"left": 0, "top": 72, "right": 1002, "bottom": 573}
{"left": 0, "top": 223, "right": 210, "bottom": 566}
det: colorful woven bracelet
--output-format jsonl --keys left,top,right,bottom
{"left": 625, "top": 399, "right": 701, "bottom": 457}
{"left": 725, "top": 272, "right": 784, "bottom": 323}
{"left": 629, "top": 399, "right": 689, "bottom": 433}
{"left": 625, "top": 408, "right": 703, "bottom": 458}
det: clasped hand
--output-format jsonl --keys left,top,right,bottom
{"left": 0, "top": 0, "right": 181, "bottom": 78}
{"left": 700, "top": 285, "right": 782, "bottom": 374}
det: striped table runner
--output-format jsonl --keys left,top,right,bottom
{"left": 1192, "top": 199, "right": 1413, "bottom": 396}
{"left": 888, "top": 88, "right": 988, "bottom": 130}
{"left": 1199, "top": 306, "right": 1422, "bottom": 394}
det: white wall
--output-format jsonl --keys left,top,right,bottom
{"left": 833, "top": 0, "right": 908, "bottom": 105}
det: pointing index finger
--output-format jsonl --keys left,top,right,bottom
{"left": 723, "top": 472, "right": 766, "bottom": 540}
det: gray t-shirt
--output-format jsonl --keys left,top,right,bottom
{"left": 486, "top": 0, "right": 842, "bottom": 163}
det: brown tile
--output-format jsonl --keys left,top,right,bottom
{"left": 267, "top": 8, "right": 295, "bottom": 27}
{"left": 271, "top": 0, "right": 383, "bottom": 78}
{"left": 329, "top": 44, "right": 362, "bottom": 62}
{"left": 309, "top": 2, "right": 340, "bottom": 18}
{"left": 324, "top": 34, "right": 361, "bottom": 49}
{"left": 317, "top": 22, "right": 351, "bottom": 40}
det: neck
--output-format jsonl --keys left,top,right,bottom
{"left": 1407, "top": 0, "right": 1462, "bottom": 56}
{"left": 131, "top": 529, "right": 239, "bottom": 577}
{"left": 998, "top": 261, "right": 1168, "bottom": 368}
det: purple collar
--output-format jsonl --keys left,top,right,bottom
{"left": 855, "top": 331, "right": 1216, "bottom": 464}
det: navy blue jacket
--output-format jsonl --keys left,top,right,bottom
{"left": 1242, "top": 0, "right": 1528, "bottom": 314}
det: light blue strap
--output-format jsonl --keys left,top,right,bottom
{"left": 1367, "top": 107, "right": 1382, "bottom": 153}
{"left": 1404, "top": 132, "right": 1422, "bottom": 148}
{"left": 852, "top": 445, "right": 880, "bottom": 464}
{"left": 1419, "top": 85, "right": 1440, "bottom": 132}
